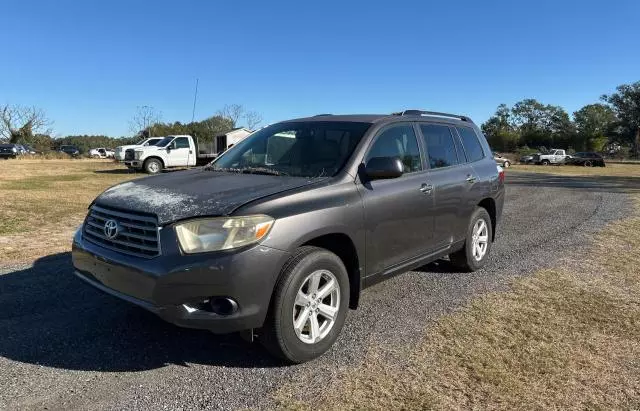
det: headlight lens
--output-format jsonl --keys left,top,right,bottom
{"left": 175, "top": 215, "right": 274, "bottom": 254}
{"left": 134, "top": 150, "right": 143, "bottom": 160}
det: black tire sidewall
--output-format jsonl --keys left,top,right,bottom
{"left": 462, "top": 208, "right": 493, "bottom": 271}
{"left": 270, "top": 249, "right": 349, "bottom": 363}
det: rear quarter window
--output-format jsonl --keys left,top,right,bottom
{"left": 456, "top": 126, "right": 485, "bottom": 162}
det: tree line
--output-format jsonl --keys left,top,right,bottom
{"left": 2, "top": 81, "right": 639, "bottom": 157}
{"left": 0, "top": 103, "right": 262, "bottom": 154}
{"left": 481, "top": 81, "right": 640, "bottom": 156}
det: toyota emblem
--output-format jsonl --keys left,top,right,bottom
{"left": 103, "top": 219, "right": 119, "bottom": 239}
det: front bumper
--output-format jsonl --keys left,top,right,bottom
{"left": 72, "top": 228, "right": 289, "bottom": 333}
{"left": 124, "top": 160, "right": 142, "bottom": 168}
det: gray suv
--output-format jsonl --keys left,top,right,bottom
{"left": 72, "top": 110, "right": 505, "bottom": 363}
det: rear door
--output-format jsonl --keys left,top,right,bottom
{"left": 166, "top": 137, "right": 192, "bottom": 166}
{"left": 358, "top": 123, "right": 435, "bottom": 276}
{"left": 418, "top": 123, "right": 476, "bottom": 247}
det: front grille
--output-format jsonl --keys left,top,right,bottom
{"left": 124, "top": 149, "right": 135, "bottom": 161}
{"left": 83, "top": 205, "right": 160, "bottom": 258}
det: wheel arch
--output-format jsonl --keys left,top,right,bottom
{"left": 477, "top": 198, "right": 497, "bottom": 242}
{"left": 144, "top": 156, "right": 165, "bottom": 169}
{"left": 301, "top": 233, "right": 361, "bottom": 310}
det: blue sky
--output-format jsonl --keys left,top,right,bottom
{"left": 1, "top": 0, "right": 639, "bottom": 137}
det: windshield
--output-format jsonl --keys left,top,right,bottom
{"left": 209, "top": 121, "right": 371, "bottom": 178}
{"left": 155, "top": 136, "right": 174, "bottom": 147}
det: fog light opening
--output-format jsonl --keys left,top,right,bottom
{"left": 210, "top": 297, "right": 238, "bottom": 316}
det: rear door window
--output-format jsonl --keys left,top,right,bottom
{"left": 419, "top": 124, "right": 460, "bottom": 169}
{"left": 456, "top": 126, "right": 485, "bottom": 162}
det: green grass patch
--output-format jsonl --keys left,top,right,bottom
{"left": 2, "top": 174, "right": 86, "bottom": 190}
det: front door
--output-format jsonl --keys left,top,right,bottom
{"left": 167, "top": 136, "right": 192, "bottom": 166}
{"left": 357, "top": 123, "right": 435, "bottom": 276}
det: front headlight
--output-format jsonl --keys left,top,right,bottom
{"left": 134, "top": 150, "right": 143, "bottom": 160}
{"left": 175, "top": 215, "right": 274, "bottom": 254}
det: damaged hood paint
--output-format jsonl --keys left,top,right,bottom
{"left": 94, "top": 169, "right": 318, "bottom": 225}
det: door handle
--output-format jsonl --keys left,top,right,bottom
{"left": 466, "top": 175, "right": 477, "bottom": 183}
{"left": 420, "top": 183, "right": 433, "bottom": 194}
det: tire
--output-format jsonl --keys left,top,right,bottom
{"left": 503, "top": 160, "right": 511, "bottom": 168}
{"left": 584, "top": 160, "right": 593, "bottom": 167}
{"left": 144, "top": 158, "right": 162, "bottom": 174}
{"left": 449, "top": 207, "right": 493, "bottom": 272}
{"left": 259, "top": 246, "right": 349, "bottom": 363}
{"left": 541, "top": 159, "right": 550, "bottom": 166}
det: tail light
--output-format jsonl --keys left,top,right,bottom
{"left": 497, "top": 165, "right": 505, "bottom": 183}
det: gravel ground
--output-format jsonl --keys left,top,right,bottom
{"left": 0, "top": 172, "right": 635, "bottom": 410}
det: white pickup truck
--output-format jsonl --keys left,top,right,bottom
{"left": 114, "top": 137, "right": 164, "bottom": 161}
{"left": 89, "top": 147, "right": 115, "bottom": 158}
{"left": 123, "top": 135, "right": 216, "bottom": 173}
{"left": 533, "top": 149, "right": 571, "bottom": 165}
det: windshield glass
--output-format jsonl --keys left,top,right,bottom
{"left": 210, "top": 121, "right": 371, "bottom": 178}
{"left": 155, "top": 137, "right": 174, "bottom": 147}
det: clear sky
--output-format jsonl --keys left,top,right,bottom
{"left": 1, "top": 0, "right": 639, "bottom": 137}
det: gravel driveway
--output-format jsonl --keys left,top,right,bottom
{"left": 0, "top": 172, "right": 636, "bottom": 410}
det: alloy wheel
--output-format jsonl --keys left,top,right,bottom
{"left": 292, "top": 269, "right": 340, "bottom": 344}
{"left": 471, "top": 219, "right": 489, "bottom": 261}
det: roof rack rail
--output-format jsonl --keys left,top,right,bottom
{"left": 313, "top": 113, "right": 333, "bottom": 117}
{"left": 394, "top": 110, "right": 471, "bottom": 122}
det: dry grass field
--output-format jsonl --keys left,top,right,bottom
{"left": 510, "top": 162, "right": 640, "bottom": 177}
{"left": 0, "top": 159, "right": 139, "bottom": 265}
{"left": 276, "top": 196, "right": 640, "bottom": 410}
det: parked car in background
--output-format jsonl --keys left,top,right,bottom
{"left": 566, "top": 152, "right": 605, "bottom": 167}
{"left": 532, "top": 149, "right": 570, "bottom": 165}
{"left": 519, "top": 153, "right": 539, "bottom": 164}
{"left": 492, "top": 152, "right": 511, "bottom": 168}
{"left": 89, "top": 147, "right": 115, "bottom": 158}
{"left": 22, "top": 144, "right": 37, "bottom": 154}
{"left": 0, "top": 144, "right": 19, "bottom": 159}
{"left": 59, "top": 145, "right": 81, "bottom": 157}
{"left": 114, "top": 137, "right": 164, "bottom": 161}
{"left": 73, "top": 110, "right": 505, "bottom": 363}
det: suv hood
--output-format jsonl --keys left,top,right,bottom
{"left": 94, "top": 169, "right": 319, "bottom": 225}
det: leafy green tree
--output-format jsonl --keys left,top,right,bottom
{"left": 573, "top": 103, "right": 617, "bottom": 151}
{"left": 481, "top": 104, "right": 519, "bottom": 151}
{"left": 601, "top": 81, "right": 640, "bottom": 156}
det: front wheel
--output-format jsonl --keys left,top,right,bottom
{"left": 144, "top": 158, "right": 162, "bottom": 174}
{"left": 584, "top": 160, "right": 593, "bottom": 167}
{"left": 259, "top": 246, "right": 349, "bottom": 363}
{"left": 541, "top": 160, "right": 550, "bottom": 166}
{"left": 503, "top": 160, "right": 511, "bottom": 168}
{"left": 449, "top": 207, "right": 493, "bottom": 272}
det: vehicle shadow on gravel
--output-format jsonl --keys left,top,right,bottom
{"left": 507, "top": 172, "right": 640, "bottom": 192}
{"left": 0, "top": 253, "right": 282, "bottom": 371}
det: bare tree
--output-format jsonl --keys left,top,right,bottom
{"left": 216, "top": 104, "right": 244, "bottom": 127}
{"left": 0, "top": 104, "right": 52, "bottom": 143}
{"left": 129, "top": 105, "right": 163, "bottom": 136}
{"left": 244, "top": 110, "right": 263, "bottom": 130}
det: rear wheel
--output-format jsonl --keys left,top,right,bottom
{"left": 260, "top": 246, "right": 349, "bottom": 363}
{"left": 144, "top": 158, "right": 162, "bottom": 174}
{"left": 584, "top": 160, "right": 593, "bottom": 167}
{"left": 503, "top": 160, "right": 511, "bottom": 168}
{"left": 449, "top": 207, "right": 493, "bottom": 272}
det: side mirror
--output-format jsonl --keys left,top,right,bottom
{"left": 364, "top": 157, "right": 404, "bottom": 180}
